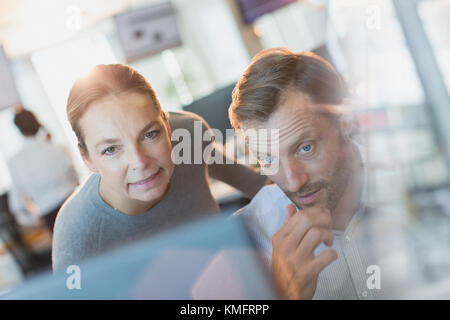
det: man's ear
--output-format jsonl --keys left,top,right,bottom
{"left": 79, "top": 144, "right": 98, "bottom": 173}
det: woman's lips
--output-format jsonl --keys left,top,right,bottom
{"left": 129, "top": 169, "right": 162, "bottom": 190}
{"left": 295, "top": 188, "right": 322, "bottom": 206}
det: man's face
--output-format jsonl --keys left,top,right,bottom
{"left": 243, "top": 89, "right": 353, "bottom": 212}
{"left": 79, "top": 92, "right": 174, "bottom": 213}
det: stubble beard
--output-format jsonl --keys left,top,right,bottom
{"left": 285, "top": 151, "right": 352, "bottom": 214}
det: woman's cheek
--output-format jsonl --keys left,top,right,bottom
{"left": 160, "top": 137, "right": 174, "bottom": 162}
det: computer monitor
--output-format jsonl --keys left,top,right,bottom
{"left": 2, "top": 215, "right": 277, "bottom": 299}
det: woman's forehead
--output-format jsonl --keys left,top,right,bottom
{"left": 80, "top": 92, "right": 161, "bottom": 140}
{"left": 88, "top": 92, "right": 159, "bottom": 118}
{"left": 93, "top": 91, "right": 153, "bottom": 110}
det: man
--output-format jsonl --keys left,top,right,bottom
{"left": 229, "top": 48, "right": 378, "bottom": 299}
{"left": 7, "top": 106, "right": 79, "bottom": 232}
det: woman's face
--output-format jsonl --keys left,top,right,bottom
{"left": 79, "top": 91, "right": 174, "bottom": 214}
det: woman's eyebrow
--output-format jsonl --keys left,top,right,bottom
{"left": 95, "top": 138, "right": 120, "bottom": 149}
{"left": 138, "top": 120, "right": 160, "bottom": 135}
{"left": 93, "top": 121, "right": 160, "bottom": 150}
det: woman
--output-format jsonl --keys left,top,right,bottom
{"left": 52, "top": 64, "right": 266, "bottom": 271}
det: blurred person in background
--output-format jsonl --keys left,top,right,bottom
{"left": 7, "top": 106, "right": 79, "bottom": 234}
{"left": 52, "top": 64, "right": 267, "bottom": 272}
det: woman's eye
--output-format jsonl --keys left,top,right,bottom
{"left": 144, "top": 130, "right": 159, "bottom": 140}
{"left": 103, "top": 146, "right": 116, "bottom": 155}
{"left": 299, "top": 144, "right": 313, "bottom": 154}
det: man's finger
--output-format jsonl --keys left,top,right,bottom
{"left": 301, "top": 207, "right": 332, "bottom": 229}
{"left": 295, "top": 227, "right": 334, "bottom": 261}
{"left": 283, "top": 204, "right": 297, "bottom": 226}
{"left": 309, "top": 249, "right": 338, "bottom": 277}
{"left": 274, "top": 204, "right": 301, "bottom": 240}
{"left": 276, "top": 206, "right": 330, "bottom": 249}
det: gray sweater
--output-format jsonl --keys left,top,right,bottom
{"left": 52, "top": 111, "right": 266, "bottom": 272}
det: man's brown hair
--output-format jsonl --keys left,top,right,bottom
{"left": 229, "top": 48, "right": 347, "bottom": 129}
{"left": 14, "top": 108, "right": 41, "bottom": 137}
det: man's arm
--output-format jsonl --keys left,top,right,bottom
{"left": 7, "top": 166, "right": 38, "bottom": 225}
{"left": 208, "top": 144, "right": 268, "bottom": 198}
{"left": 193, "top": 112, "right": 267, "bottom": 199}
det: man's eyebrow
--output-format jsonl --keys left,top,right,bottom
{"left": 278, "top": 124, "right": 317, "bottom": 145}
{"left": 247, "top": 125, "right": 316, "bottom": 151}
{"left": 282, "top": 125, "right": 316, "bottom": 139}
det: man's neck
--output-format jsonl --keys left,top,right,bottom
{"left": 331, "top": 144, "right": 364, "bottom": 231}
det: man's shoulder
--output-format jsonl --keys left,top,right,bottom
{"left": 8, "top": 140, "right": 65, "bottom": 164}
{"left": 234, "top": 184, "right": 289, "bottom": 235}
{"left": 51, "top": 143, "right": 72, "bottom": 156}
{"left": 235, "top": 184, "right": 287, "bottom": 216}
{"left": 7, "top": 144, "right": 30, "bottom": 168}
{"left": 230, "top": 184, "right": 288, "bottom": 254}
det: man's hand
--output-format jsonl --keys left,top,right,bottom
{"left": 272, "top": 204, "right": 338, "bottom": 299}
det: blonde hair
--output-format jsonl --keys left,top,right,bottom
{"left": 67, "top": 64, "right": 163, "bottom": 153}
{"left": 229, "top": 48, "right": 347, "bottom": 129}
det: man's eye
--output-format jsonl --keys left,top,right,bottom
{"left": 299, "top": 144, "right": 313, "bottom": 154}
{"left": 259, "top": 155, "right": 274, "bottom": 165}
{"left": 144, "top": 130, "right": 159, "bottom": 140}
{"left": 103, "top": 146, "right": 116, "bottom": 155}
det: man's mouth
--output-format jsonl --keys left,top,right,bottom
{"left": 295, "top": 188, "right": 322, "bottom": 205}
{"left": 129, "top": 169, "right": 162, "bottom": 190}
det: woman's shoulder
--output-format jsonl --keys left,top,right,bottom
{"left": 52, "top": 175, "right": 104, "bottom": 271}
{"left": 55, "top": 175, "right": 102, "bottom": 227}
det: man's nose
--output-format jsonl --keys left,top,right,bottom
{"left": 281, "top": 158, "right": 309, "bottom": 193}
{"left": 127, "top": 145, "right": 149, "bottom": 171}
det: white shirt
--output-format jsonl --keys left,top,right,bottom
{"left": 7, "top": 136, "right": 79, "bottom": 225}
{"left": 234, "top": 171, "right": 387, "bottom": 299}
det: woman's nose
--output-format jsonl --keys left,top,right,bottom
{"left": 127, "top": 146, "right": 149, "bottom": 171}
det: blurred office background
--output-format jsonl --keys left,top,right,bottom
{"left": 0, "top": 0, "right": 449, "bottom": 298}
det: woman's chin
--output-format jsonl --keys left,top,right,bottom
{"left": 132, "top": 179, "right": 170, "bottom": 204}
